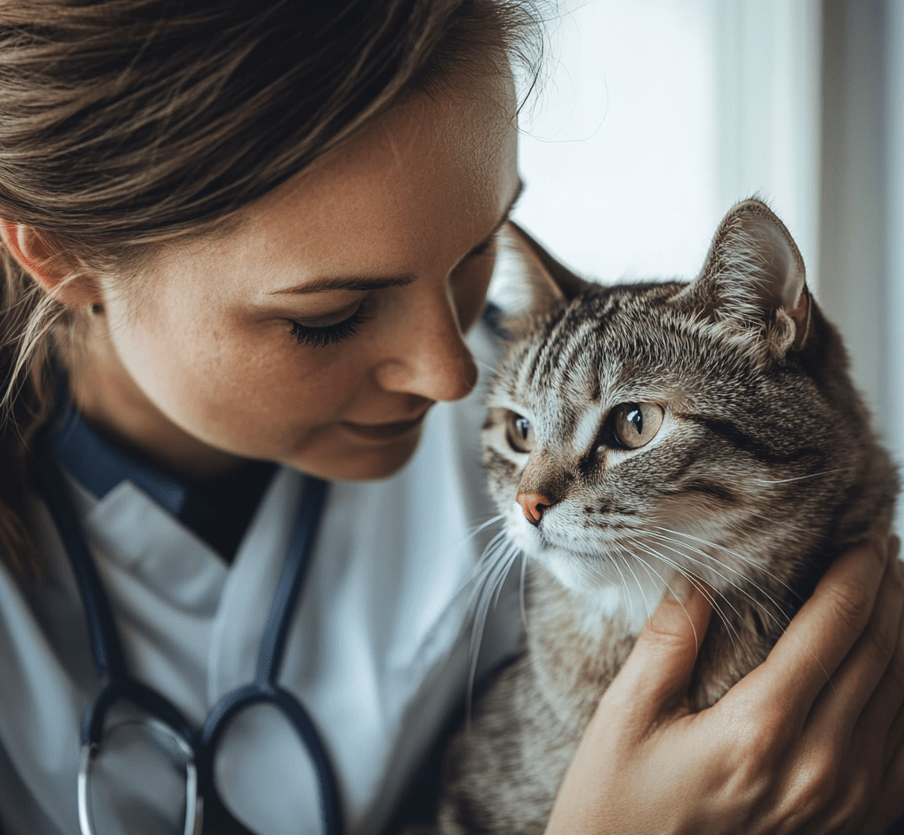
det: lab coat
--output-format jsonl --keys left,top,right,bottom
{"left": 0, "top": 321, "right": 522, "bottom": 835}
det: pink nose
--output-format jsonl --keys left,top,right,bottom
{"left": 516, "top": 491, "right": 553, "bottom": 526}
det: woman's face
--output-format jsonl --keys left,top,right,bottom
{"left": 79, "top": 69, "right": 521, "bottom": 481}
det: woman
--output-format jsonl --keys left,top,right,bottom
{"left": 1, "top": 2, "right": 902, "bottom": 834}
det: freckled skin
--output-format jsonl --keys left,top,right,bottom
{"left": 67, "top": 68, "right": 521, "bottom": 482}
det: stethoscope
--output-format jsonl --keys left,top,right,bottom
{"left": 34, "top": 442, "right": 344, "bottom": 835}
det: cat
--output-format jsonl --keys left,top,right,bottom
{"left": 409, "top": 199, "right": 899, "bottom": 835}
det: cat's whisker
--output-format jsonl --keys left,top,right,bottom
{"left": 468, "top": 530, "right": 506, "bottom": 566}
{"left": 643, "top": 528, "right": 777, "bottom": 592}
{"left": 465, "top": 532, "right": 509, "bottom": 598}
{"left": 472, "top": 356, "right": 500, "bottom": 375}
{"left": 637, "top": 534, "right": 838, "bottom": 691}
{"left": 633, "top": 539, "right": 750, "bottom": 621}
{"left": 641, "top": 531, "right": 791, "bottom": 621}
{"left": 464, "top": 535, "right": 513, "bottom": 630}
{"left": 628, "top": 550, "right": 712, "bottom": 653}
{"left": 630, "top": 543, "right": 744, "bottom": 653}
{"left": 581, "top": 550, "right": 635, "bottom": 621}
{"left": 609, "top": 548, "right": 635, "bottom": 624}
{"left": 646, "top": 531, "right": 804, "bottom": 625}
{"left": 639, "top": 531, "right": 795, "bottom": 635}
{"left": 750, "top": 469, "right": 843, "bottom": 486}
{"left": 630, "top": 552, "right": 663, "bottom": 614}
{"left": 481, "top": 541, "right": 518, "bottom": 607}
{"left": 646, "top": 525, "right": 806, "bottom": 608}
{"left": 466, "top": 541, "right": 522, "bottom": 722}
{"left": 618, "top": 546, "right": 654, "bottom": 624}
{"left": 454, "top": 514, "right": 506, "bottom": 548}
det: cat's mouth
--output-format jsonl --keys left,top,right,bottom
{"left": 504, "top": 505, "right": 668, "bottom": 565}
{"left": 505, "top": 505, "right": 607, "bottom": 560}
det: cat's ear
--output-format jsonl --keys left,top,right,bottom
{"left": 490, "top": 222, "right": 588, "bottom": 319}
{"left": 680, "top": 199, "right": 811, "bottom": 355}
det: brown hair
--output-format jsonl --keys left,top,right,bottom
{"left": 0, "top": 0, "right": 540, "bottom": 577}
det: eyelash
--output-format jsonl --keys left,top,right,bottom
{"left": 287, "top": 234, "right": 498, "bottom": 348}
{"left": 288, "top": 302, "right": 371, "bottom": 348}
{"left": 468, "top": 231, "right": 499, "bottom": 259}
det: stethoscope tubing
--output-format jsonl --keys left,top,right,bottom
{"left": 34, "top": 444, "right": 343, "bottom": 835}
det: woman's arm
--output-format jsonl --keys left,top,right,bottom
{"left": 546, "top": 535, "right": 904, "bottom": 835}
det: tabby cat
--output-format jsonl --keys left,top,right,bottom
{"left": 419, "top": 199, "right": 898, "bottom": 834}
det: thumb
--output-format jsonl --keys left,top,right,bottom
{"left": 606, "top": 573, "right": 713, "bottom": 727}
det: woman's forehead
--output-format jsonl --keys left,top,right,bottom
{"left": 160, "top": 70, "right": 520, "bottom": 296}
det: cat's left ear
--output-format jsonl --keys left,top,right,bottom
{"left": 679, "top": 199, "right": 811, "bottom": 355}
{"left": 489, "top": 222, "right": 589, "bottom": 319}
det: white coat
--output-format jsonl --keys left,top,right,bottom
{"left": 0, "top": 321, "right": 522, "bottom": 835}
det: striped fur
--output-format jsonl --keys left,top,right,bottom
{"left": 411, "top": 201, "right": 898, "bottom": 835}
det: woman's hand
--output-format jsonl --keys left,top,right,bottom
{"left": 545, "top": 535, "right": 904, "bottom": 835}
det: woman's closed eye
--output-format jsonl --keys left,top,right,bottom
{"left": 286, "top": 230, "right": 498, "bottom": 350}
{"left": 288, "top": 300, "right": 372, "bottom": 348}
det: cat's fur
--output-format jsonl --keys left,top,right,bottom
{"left": 417, "top": 200, "right": 899, "bottom": 835}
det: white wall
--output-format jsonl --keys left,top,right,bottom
{"left": 512, "top": 0, "right": 718, "bottom": 283}
{"left": 512, "top": 0, "right": 821, "bottom": 287}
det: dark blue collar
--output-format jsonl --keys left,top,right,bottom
{"left": 49, "top": 391, "right": 277, "bottom": 564}
{"left": 53, "top": 403, "right": 190, "bottom": 516}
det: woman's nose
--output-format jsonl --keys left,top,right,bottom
{"left": 374, "top": 293, "right": 478, "bottom": 403}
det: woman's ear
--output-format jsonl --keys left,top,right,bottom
{"left": 0, "top": 219, "right": 101, "bottom": 307}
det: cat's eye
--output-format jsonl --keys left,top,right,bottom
{"left": 610, "top": 402, "right": 664, "bottom": 449}
{"left": 505, "top": 412, "right": 535, "bottom": 453}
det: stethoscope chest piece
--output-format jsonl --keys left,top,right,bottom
{"left": 36, "top": 442, "right": 342, "bottom": 835}
{"left": 78, "top": 715, "right": 201, "bottom": 835}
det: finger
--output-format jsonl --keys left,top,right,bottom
{"left": 884, "top": 650, "right": 904, "bottom": 772}
{"left": 810, "top": 539, "right": 904, "bottom": 745}
{"left": 885, "top": 642, "right": 904, "bottom": 769}
{"left": 739, "top": 536, "right": 890, "bottom": 720}
{"left": 605, "top": 572, "right": 712, "bottom": 731}
{"left": 845, "top": 544, "right": 904, "bottom": 771}
{"left": 861, "top": 727, "right": 904, "bottom": 834}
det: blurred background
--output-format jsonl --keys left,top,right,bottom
{"left": 511, "top": 0, "right": 904, "bottom": 530}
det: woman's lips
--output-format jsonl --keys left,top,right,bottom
{"left": 340, "top": 414, "right": 428, "bottom": 441}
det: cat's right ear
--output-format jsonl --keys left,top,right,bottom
{"left": 489, "top": 222, "right": 588, "bottom": 321}
{"left": 676, "top": 199, "right": 812, "bottom": 359}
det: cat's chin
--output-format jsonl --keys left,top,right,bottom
{"left": 536, "top": 549, "right": 672, "bottom": 635}
{"left": 502, "top": 504, "right": 696, "bottom": 631}
{"left": 539, "top": 547, "right": 629, "bottom": 593}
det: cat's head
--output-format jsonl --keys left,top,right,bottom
{"left": 483, "top": 200, "right": 855, "bottom": 608}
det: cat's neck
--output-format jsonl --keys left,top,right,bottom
{"left": 523, "top": 568, "right": 643, "bottom": 726}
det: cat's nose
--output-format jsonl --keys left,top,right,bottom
{"left": 517, "top": 491, "right": 554, "bottom": 526}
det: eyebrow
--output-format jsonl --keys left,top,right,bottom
{"left": 270, "top": 179, "right": 525, "bottom": 296}
{"left": 271, "top": 274, "right": 416, "bottom": 295}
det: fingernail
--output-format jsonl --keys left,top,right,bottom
{"left": 666, "top": 572, "right": 694, "bottom": 603}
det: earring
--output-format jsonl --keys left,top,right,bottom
{"left": 89, "top": 303, "right": 103, "bottom": 316}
